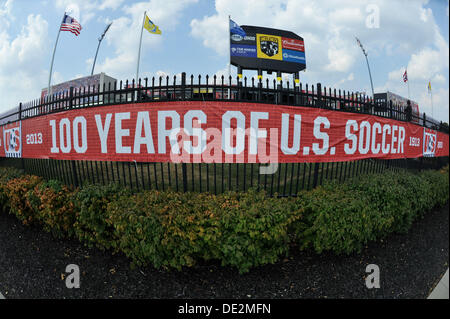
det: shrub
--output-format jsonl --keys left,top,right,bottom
{"left": 28, "top": 180, "right": 77, "bottom": 238}
{"left": 107, "top": 190, "right": 217, "bottom": 270}
{"left": 108, "top": 190, "right": 237, "bottom": 270}
{"left": 108, "top": 188, "right": 300, "bottom": 273}
{"left": 344, "top": 171, "right": 416, "bottom": 234}
{"left": 73, "top": 183, "right": 131, "bottom": 250}
{"left": 294, "top": 185, "right": 380, "bottom": 254}
{"left": 0, "top": 167, "right": 25, "bottom": 213}
{"left": 214, "top": 189, "right": 300, "bottom": 273}
{"left": 5, "top": 175, "right": 42, "bottom": 225}
{"left": 0, "top": 164, "right": 447, "bottom": 273}
{"left": 418, "top": 169, "right": 449, "bottom": 209}
{"left": 0, "top": 167, "right": 24, "bottom": 182}
{"left": 294, "top": 168, "right": 449, "bottom": 255}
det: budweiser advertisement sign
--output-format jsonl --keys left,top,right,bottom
{"left": 0, "top": 101, "right": 448, "bottom": 162}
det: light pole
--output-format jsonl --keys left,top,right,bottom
{"left": 355, "top": 37, "right": 375, "bottom": 98}
{"left": 91, "top": 22, "right": 112, "bottom": 76}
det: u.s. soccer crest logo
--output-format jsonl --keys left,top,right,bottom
{"left": 259, "top": 36, "right": 279, "bottom": 57}
{"left": 3, "top": 123, "right": 22, "bottom": 158}
{"left": 423, "top": 129, "right": 437, "bottom": 157}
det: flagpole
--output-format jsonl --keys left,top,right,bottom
{"left": 91, "top": 22, "right": 112, "bottom": 76}
{"left": 47, "top": 12, "right": 66, "bottom": 97}
{"left": 355, "top": 37, "right": 375, "bottom": 98}
{"left": 406, "top": 68, "right": 410, "bottom": 100}
{"left": 136, "top": 11, "right": 146, "bottom": 86}
{"left": 407, "top": 80, "right": 410, "bottom": 100}
{"left": 228, "top": 15, "right": 231, "bottom": 99}
{"left": 364, "top": 53, "right": 375, "bottom": 98}
{"left": 430, "top": 83, "right": 433, "bottom": 118}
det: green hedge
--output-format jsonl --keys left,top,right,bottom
{"left": 73, "top": 183, "right": 131, "bottom": 250}
{"left": 0, "top": 165, "right": 448, "bottom": 273}
{"left": 0, "top": 167, "right": 24, "bottom": 213}
{"left": 28, "top": 180, "right": 77, "bottom": 238}
{"left": 295, "top": 170, "right": 449, "bottom": 255}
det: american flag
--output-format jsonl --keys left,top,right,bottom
{"left": 60, "top": 14, "right": 82, "bottom": 36}
{"left": 403, "top": 70, "right": 408, "bottom": 83}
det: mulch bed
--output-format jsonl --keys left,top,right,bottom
{"left": 0, "top": 203, "right": 448, "bottom": 299}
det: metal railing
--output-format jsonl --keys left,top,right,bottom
{"left": 0, "top": 73, "right": 448, "bottom": 196}
{"left": 1, "top": 72, "right": 448, "bottom": 133}
{"left": 0, "top": 157, "right": 447, "bottom": 197}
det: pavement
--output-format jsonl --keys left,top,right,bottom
{"left": 1, "top": 270, "right": 448, "bottom": 300}
{"left": 428, "top": 269, "right": 449, "bottom": 299}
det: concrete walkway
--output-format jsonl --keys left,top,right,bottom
{"left": 428, "top": 269, "right": 449, "bottom": 299}
{"left": 0, "top": 291, "right": 5, "bottom": 299}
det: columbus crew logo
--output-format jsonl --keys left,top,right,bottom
{"left": 259, "top": 36, "right": 279, "bottom": 57}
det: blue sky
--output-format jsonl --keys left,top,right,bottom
{"left": 0, "top": 0, "right": 449, "bottom": 122}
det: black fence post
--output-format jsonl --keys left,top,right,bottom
{"left": 181, "top": 72, "right": 188, "bottom": 192}
{"left": 276, "top": 71, "right": 282, "bottom": 104}
{"left": 19, "top": 102, "right": 25, "bottom": 170}
{"left": 294, "top": 72, "right": 300, "bottom": 105}
{"left": 312, "top": 162, "right": 320, "bottom": 188}
{"left": 68, "top": 87, "right": 73, "bottom": 109}
{"left": 237, "top": 66, "right": 243, "bottom": 100}
{"left": 68, "top": 87, "right": 79, "bottom": 188}
{"left": 257, "top": 69, "right": 262, "bottom": 101}
{"left": 389, "top": 100, "right": 393, "bottom": 119}
{"left": 70, "top": 155, "right": 79, "bottom": 188}
{"left": 316, "top": 83, "right": 323, "bottom": 108}
{"left": 181, "top": 72, "right": 186, "bottom": 100}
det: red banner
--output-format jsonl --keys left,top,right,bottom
{"left": 281, "top": 37, "right": 305, "bottom": 52}
{"left": 1, "top": 101, "right": 448, "bottom": 163}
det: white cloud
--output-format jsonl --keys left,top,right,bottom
{"left": 99, "top": 0, "right": 124, "bottom": 10}
{"left": 0, "top": 12, "right": 49, "bottom": 112}
{"left": 0, "top": 0, "right": 199, "bottom": 112}
{"left": 417, "top": 87, "right": 449, "bottom": 122}
{"left": 433, "top": 74, "right": 446, "bottom": 84}
{"left": 334, "top": 72, "right": 355, "bottom": 87}
{"left": 93, "top": 0, "right": 198, "bottom": 81}
{"left": 155, "top": 70, "right": 169, "bottom": 78}
{"left": 197, "top": 0, "right": 449, "bottom": 122}
{"left": 379, "top": 66, "right": 448, "bottom": 122}
{"left": 381, "top": 16, "right": 449, "bottom": 122}
{"left": 55, "top": 0, "right": 124, "bottom": 24}
{"left": 191, "top": 0, "right": 442, "bottom": 75}
{"left": 0, "top": 0, "right": 447, "bottom": 124}
{"left": 407, "top": 27, "right": 449, "bottom": 81}
{"left": 0, "top": 0, "right": 14, "bottom": 30}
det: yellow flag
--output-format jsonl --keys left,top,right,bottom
{"left": 143, "top": 15, "right": 161, "bottom": 35}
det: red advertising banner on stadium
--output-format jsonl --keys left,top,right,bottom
{"left": 281, "top": 37, "right": 305, "bottom": 51}
{"left": 1, "top": 101, "right": 449, "bottom": 163}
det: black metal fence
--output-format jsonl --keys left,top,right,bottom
{"left": 0, "top": 73, "right": 448, "bottom": 132}
{"left": 0, "top": 157, "right": 448, "bottom": 197}
{"left": 0, "top": 73, "right": 448, "bottom": 196}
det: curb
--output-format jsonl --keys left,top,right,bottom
{"left": 428, "top": 269, "right": 449, "bottom": 299}
{"left": 0, "top": 292, "right": 5, "bottom": 299}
